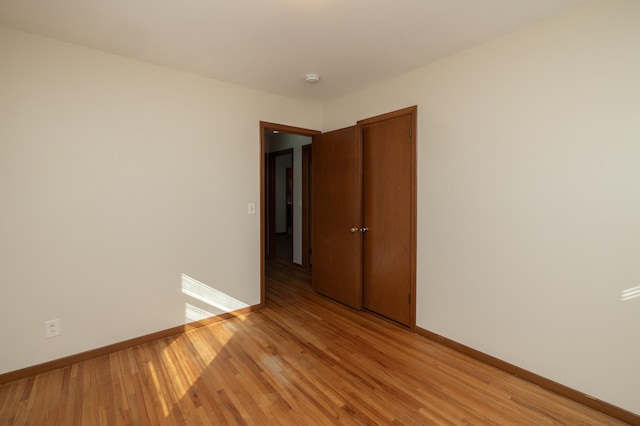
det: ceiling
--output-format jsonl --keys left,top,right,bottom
{"left": 0, "top": 0, "right": 589, "bottom": 102}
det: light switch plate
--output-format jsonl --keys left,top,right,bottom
{"left": 247, "top": 202, "right": 256, "bottom": 215}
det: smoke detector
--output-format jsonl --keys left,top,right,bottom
{"left": 304, "top": 74, "right": 320, "bottom": 84}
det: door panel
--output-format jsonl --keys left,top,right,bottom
{"left": 362, "top": 114, "right": 412, "bottom": 326}
{"left": 312, "top": 126, "right": 363, "bottom": 309}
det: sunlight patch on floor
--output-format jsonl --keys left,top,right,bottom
{"left": 154, "top": 326, "right": 236, "bottom": 409}
{"left": 139, "top": 273, "right": 253, "bottom": 417}
{"left": 146, "top": 360, "right": 171, "bottom": 417}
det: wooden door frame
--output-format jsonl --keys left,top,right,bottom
{"left": 357, "top": 106, "right": 418, "bottom": 331}
{"left": 259, "top": 122, "right": 320, "bottom": 307}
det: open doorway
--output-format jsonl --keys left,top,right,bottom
{"left": 259, "top": 122, "right": 319, "bottom": 306}
{"left": 267, "top": 148, "right": 293, "bottom": 262}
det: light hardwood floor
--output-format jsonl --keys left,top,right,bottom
{"left": 0, "top": 260, "right": 627, "bottom": 425}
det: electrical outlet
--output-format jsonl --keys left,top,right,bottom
{"left": 45, "top": 319, "right": 60, "bottom": 338}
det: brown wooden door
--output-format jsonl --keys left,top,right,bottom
{"left": 361, "top": 113, "right": 413, "bottom": 326}
{"left": 312, "top": 126, "right": 363, "bottom": 309}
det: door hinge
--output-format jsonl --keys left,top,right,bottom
{"left": 409, "top": 126, "right": 412, "bottom": 138}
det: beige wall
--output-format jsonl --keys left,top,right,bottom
{"left": 322, "top": 0, "right": 640, "bottom": 414}
{"left": 0, "top": 27, "right": 320, "bottom": 374}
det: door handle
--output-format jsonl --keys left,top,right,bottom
{"left": 350, "top": 227, "right": 359, "bottom": 233}
{"left": 360, "top": 227, "right": 368, "bottom": 233}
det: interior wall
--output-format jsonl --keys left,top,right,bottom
{"left": 0, "top": 26, "right": 320, "bottom": 374}
{"left": 321, "top": 0, "right": 640, "bottom": 414}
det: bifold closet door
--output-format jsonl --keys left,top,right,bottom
{"left": 361, "top": 113, "right": 413, "bottom": 326}
{"left": 312, "top": 126, "right": 363, "bottom": 309}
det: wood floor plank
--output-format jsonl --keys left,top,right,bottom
{"left": 0, "top": 259, "right": 630, "bottom": 425}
